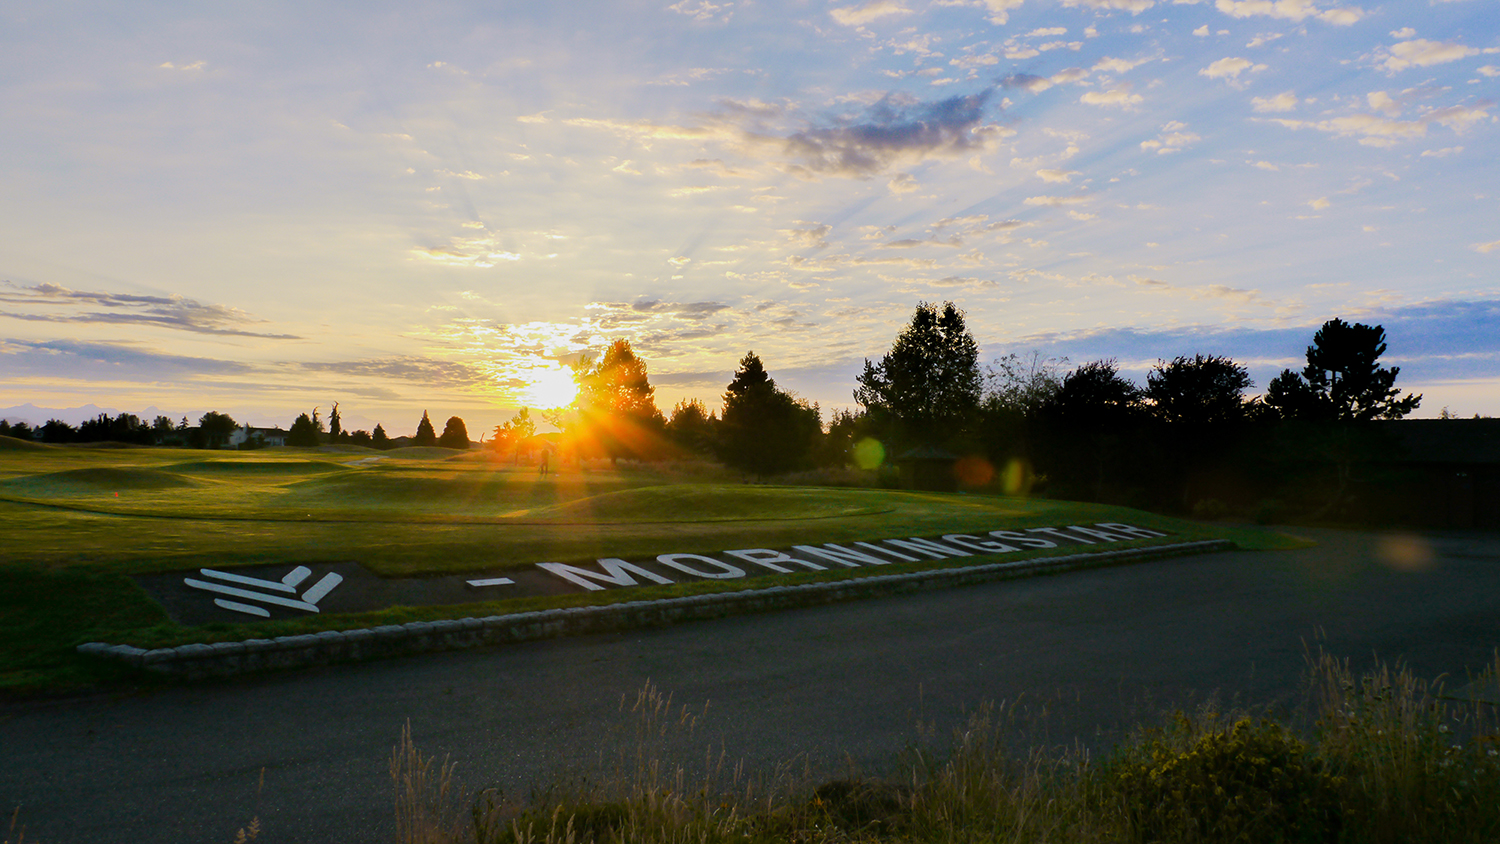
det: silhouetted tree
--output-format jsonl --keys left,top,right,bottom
{"left": 573, "top": 339, "right": 666, "bottom": 461}
{"left": 977, "top": 351, "right": 1068, "bottom": 475}
{"left": 198, "top": 412, "right": 237, "bottom": 449}
{"left": 371, "top": 424, "right": 391, "bottom": 449}
{"left": 666, "top": 399, "right": 716, "bottom": 455}
{"left": 40, "top": 419, "right": 76, "bottom": 443}
{"left": 719, "top": 352, "right": 821, "bottom": 476}
{"left": 412, "top": 411, "right": 438, "bottom": 447}
{"left": 1142, "top": 355, "right": 1257, "bottom": 510}
{"left": 855, "top": 301, "right": 980, "bottom": 449}
{"left": 77, "top": 412, "right": 154, "bottom": 445}
{"left": 984, "top": 351, "right": 1068, "bottom": 416}
{"left": 490, "top": 409, "right": 535, "bottom": 455}
{"left": 328, "top": 402, "right": 343, "bottom": 442}
{"left": 6, "top": 421, "right": 32, "bottom": 440}
{"left": 818, "top": 408, "right": 868, "bottom": 468}
{"left": 1037, "top": 360, "right": 1146, "bottom": 502}
{"left": 287, "top": 412, "right": 321, "bottom": 447}
{"left": 349, "top": 429, "right": 372, "bottom": 447}
{"left": 1265, "top": 318, "right": 1421, "bottom": 422}
{"left": 151, "top": 416, "right": 175, "bottom": 443}
{"left": 438, "top": 416, "right": 470, "bottom": 450}
{"left": 1146, "top": 354, "right": 1252, "bottom": 426}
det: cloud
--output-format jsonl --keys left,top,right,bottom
{"left": 1199, "top": 56, "right": 1266, "bottom": 79}
{"left": 667, "top": 0, "right": 734, "bottom": 23}
{"left": 1308, "top": 197, "right": 1330, "bottom": 209}
{"left": 976, "top": 0, "right": 1026, "bottom": 25}
{"left": 1081, "top": 87, "right": 1144, "bottom": 108}
{"left": 1025, "top": 194, "right": 1091, "bottom": 206}
{"left": 1140, "top": 121, "right": 1201, "bottom": 153}
{"left": 1480, "top": 66, "right": 1500, "bottom": 78}
{"left": 784, "top": 224, "right": 833, "bottom": 248}
{"left": 1421, "top": 146, "right": 1463, "bottom": 157}
{"left": 1093, "top": 56, "right": 1150, "bottom": 74}
{"left": 1002, "top": 67, "right": 1092, "bottom": 93}
{"left": 1378, "top": 39, "right": 1482, "bottom": 73}
{"left": 0, "top": 339, "right": 253, "bottom": 380}
{"left": 299, "top": 357, "right": 495, "bottom": 389}
{"left": 0, "top": 282, "right": 300, "bottom": 339}
{"left": 1367, "top": 91, "right": 1402, "bottom": 116}
{"left": 1252, "top": 91, "right": 1299, "bottom": 112}
{"left": 1214, "top": 0, "right": 1364, "bottom": 25}
{"left": 778, "top": 90, "right": 1006, "bottom": 178}
{"left": 1037, "top": 168, "right": 1081, "bottom": 182}
{"left": 888, "top": 172, "right": 920, "bottom": 192}
{"left": 1060, "top": 0, "right": 1156, "bottom": 13}
{"left": 627, "top": 300, "right": 733, "bottom": 320}
{"left": 1269, "top": 103, "right": 1491, "bottom": 147}
{"left": 1475, "top": 241, "right": 1500, "bottom": 254}
{"left": 830, "top": 0, "right": 912, "bottom": 26}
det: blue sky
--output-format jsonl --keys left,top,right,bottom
{"left": 1, "top": 0, "right": 1496, "bottom": 434}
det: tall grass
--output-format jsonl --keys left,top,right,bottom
{"left": 395, "top": 652, "right": 1500, "bottom": 843}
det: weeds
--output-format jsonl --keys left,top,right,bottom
{"left": 395, "top": 653, "right": 1500, "bottom": 843}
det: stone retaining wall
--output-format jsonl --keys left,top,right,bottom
{"left": 79, "top": 539, "right": 1232, "bottom": 678}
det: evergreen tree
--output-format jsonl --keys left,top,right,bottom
{"left": 287, "top": 412, "right": 321, "bottom": 447}
{"left": 1265, "top": 318, "right": 1421, "bottom": 422}
{"left": 573, "top": 339, "right": 666, "bottom": 461}
{"left": 328, "top": 402, "right": 343, "bottom": 441}
{"left": 438, "top": 416, "right": 470, "bottom": 449}
{"left": 412, "top": 411, "right": 438, "bottom": 446}
{"left": 854, "top": 301, "right": 980, "bottom": 448}
{"left": 666, "top": 399, "right": 716, "bottom": 455}
{"left": 372, "top": 423, "right": 391, "bottom": 449}
{"left": 719, "top": 352, "right": 821, "bottom": 476}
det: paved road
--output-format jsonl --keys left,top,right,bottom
{"left": 3, "top": 527, "right": 1498, "bottom": 843}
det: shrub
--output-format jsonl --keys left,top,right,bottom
{"left": 1112, "top": 715, "right": 1341, "bottom": 843}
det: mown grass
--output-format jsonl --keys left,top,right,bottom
{"left": 0, "top": 446, "right": 1302, "bottom": 694}
{"left": 391, "top": 652, "right": 1500, "bottom": 844}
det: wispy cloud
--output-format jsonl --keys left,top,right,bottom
{"left": 0, "top": 283, "right": 300, "bottom": 339}
{"left": 1377, "top": 39, "right": 1484, "bottom": 73}
{"left": 777, "top": 90, "right": 1006, "bottom": 178}
{"left": 1213, "top": 0, "right": 1364, "bottom": 26}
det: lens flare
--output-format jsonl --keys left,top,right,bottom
{"left": 853, "top": 437, "right": 885, "bottom": 470}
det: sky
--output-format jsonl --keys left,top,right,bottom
{"left": 1, "top": 0, "right": 1497, "bottom": 436}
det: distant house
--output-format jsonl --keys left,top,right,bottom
{"left": 228, "top": 425, "right": 289, "bottom": 449}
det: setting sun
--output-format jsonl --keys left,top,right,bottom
{"left": 523, "top": 364, "right": 578, "bottom": 410}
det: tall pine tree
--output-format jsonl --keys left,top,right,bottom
{"left": 412, "top": 411, "right": 438, "bottom": 446}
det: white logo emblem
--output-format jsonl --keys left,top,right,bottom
{"left": 184, "top": 566, "right": 343, "bottom": 618}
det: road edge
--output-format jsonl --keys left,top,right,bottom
{"left": 79, "top": 539, "right": 1234, "bottom": 678}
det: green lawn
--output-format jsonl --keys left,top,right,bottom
{"left": 0, "top": 442, "right": 1306, "bottom": 693}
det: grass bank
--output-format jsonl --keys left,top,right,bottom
{"left": 386, "top": 651, "right": 1500, "bottom": 844}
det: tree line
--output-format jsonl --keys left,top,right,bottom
{"left": 501, "top": 303, "right": 1430, "bottom": 521}
{"left": 1, "top": 301, "right": 1437, "bottom": 520}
